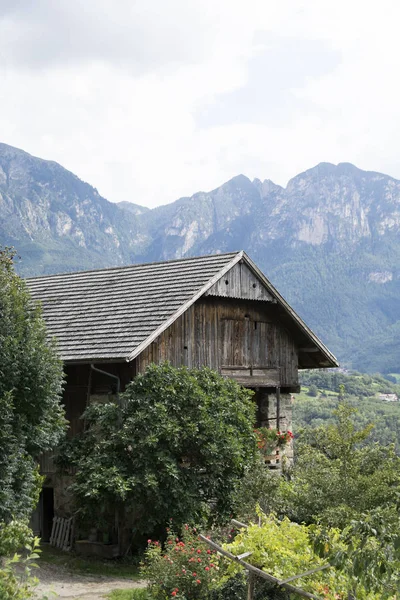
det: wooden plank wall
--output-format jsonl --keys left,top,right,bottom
{"left": 137, "top": 298, "right": 298, "bottom": 387}
{"left": 205, "top": 261, "right": 274, "bottom": 301}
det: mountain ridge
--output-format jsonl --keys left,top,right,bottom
{"left": 1, "top": 142, "right": 399, "bottom": 373}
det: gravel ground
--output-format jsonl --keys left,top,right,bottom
{"left": 34, "top": 561, "right": 146, "bottom": 600}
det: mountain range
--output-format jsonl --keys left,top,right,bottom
{"left": 1, "top": 142, "right": 399, "bottom": 374}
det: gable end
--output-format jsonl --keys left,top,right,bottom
{"left": 205, "top": 261, "right": 275, "bottom": 302}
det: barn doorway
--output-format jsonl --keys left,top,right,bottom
{"left": 40, "top": 487, "right": 54, "bottom": 542}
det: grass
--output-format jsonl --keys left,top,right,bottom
{"left": 388, "top": 373, "right": 400, "bottom": 383}
{"left": 39, "top": 544, "right": 142, "bottom": 580}
{"left": 107, "top": 590, "right": 152, "bottom": 600}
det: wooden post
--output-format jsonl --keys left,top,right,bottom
{"left": 247, "top": 571, "right": 255, "bottom": 600}
{"left": 276, "top": 386, "right": 281, "bottom": 431}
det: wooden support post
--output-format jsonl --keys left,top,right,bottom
{"left": 247, "top": 571, "right": 255, "bottom": 600}
{"left": 276, "top": 386, "right": 281, "bottom": 432}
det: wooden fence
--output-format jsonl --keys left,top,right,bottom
{"left": 49, "top": 516, "right": 75, "bottom": 551}
{"left": 199, "top": 519, "right": 331, "bottom": 600}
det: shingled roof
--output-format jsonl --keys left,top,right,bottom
{"left": 26, "top": 252, "right": 240, "bottom": 361}
{"left": 26, "top": 251, "right": 338, "bottom": 367}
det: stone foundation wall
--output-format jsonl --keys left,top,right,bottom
{"left": 256, "top": 391, "right": 294, "bottom": 462}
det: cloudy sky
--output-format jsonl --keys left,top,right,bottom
{"left": 1, "top": 0, "right": 400, "bottom": 207}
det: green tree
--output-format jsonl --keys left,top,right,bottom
{"left": 62, "top": 363, "right": 256, "bottom": 543}
{"left": 0, "top": 247, "right": 66, "bottom": 523}
{"left": 307, "top": 384, "right": 318, "bottom": 397}
{"left": 279, "top": 404, "right": 400, "bottom": 527}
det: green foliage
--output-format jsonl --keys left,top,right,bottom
{"left": 208, "top": 573, "right": 247, "bottom": 600}
{"left": 0, "top": 521, "right": 33, "bottom": 557}
{"left": 0, "top": 526, "right": 41, "bottom": 600}
{"left": 0, "top": 247, "right": 66, "bottom": 522}
{"left": 142, "top": 525, "right": 222, "bottom": 599}
{"left": 107, "top": 591, "right": 152, "bottom": 600}
{"left": 224, "top": 513, "right": 363, "bottom": 600}
{"left": 280, "top": 404, "right": 400, "bottom": 526}
{"left": 62, "top": 363, "right": 256, "bottom": 539}
{"left": 295, "top": 371, "right": 400, "bottom": 450}
{"left": 307, "top": 384, "right": 318, "bottom": 397}
{"left": 323, "top": 507, "right": 400, "bottom": 598}
{"left": 209, "top": 573, "right": 289, "bottom": 600}
{"left": 300, "top": 369, "right": 400, "bottom": 398}
{"left": 233, "top": 455, "right": 281, "bottom": 521}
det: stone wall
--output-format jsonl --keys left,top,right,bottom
{"left": 256, "top": 390, "right": 294, "bottom": 462}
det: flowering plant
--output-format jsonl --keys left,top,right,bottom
{"left": 276, "top": 430, "right": 294, "bottom": 446}
{"left": 254, "top": 427, "right": 294, "bottom": 456}
{"left": 142, "top": 523, "right": 222, "bottom": 599}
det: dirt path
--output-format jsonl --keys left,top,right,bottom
{"left": 35, "top": 561, "right": 146, "bottom": 599}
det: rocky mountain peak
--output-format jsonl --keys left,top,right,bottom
{"left": 1, "top": 142, "right": 400, "bottom": 372}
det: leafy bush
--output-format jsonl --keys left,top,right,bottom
{"left": 142, "top": 525, "right": 222, "bottom": 599}
{"left": 281, "top": 404, "right": 400, "bottom": 527}
{"left": 233, "top": 455, "right": 281, "bottom": 522}
{"left": 0, "top": 521, "right": 33, "bottom": 557}
{"left": 64, "top": 363, "right": 256, "bottom": 541}
{"left": 0, "top": 527, "right": 41, "bottom": 600}
{"left": 320, "top": 506, "right": 400, "bottom": 598}
{"left": 224, "top": 513, "right": 370, "bottom": 600}
{"left": 0, "top": 247, "right": 66, "bottom": 522}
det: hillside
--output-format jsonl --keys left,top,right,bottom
{"left": 1, "top": 143, "right": 399, "bottom": 373}
{"left": 294, "top": 370, "right": 400, "bottom": 451}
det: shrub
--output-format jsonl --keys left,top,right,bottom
{"left": 0, "top": 527, "right": 41, "bottom": 600}
{"left": 224, "top": 512, "right": 377, "bottom": 600}
{"left": 65, "top": 363, "right": 256, "bottom": 542}
{"left": 142, "top": 524, "right": 223, "bottom": 599}
{"left": 0, "top": 247, "right": 66, "bottom": 522}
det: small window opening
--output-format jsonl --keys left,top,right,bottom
{"left": 252, "top": 283, "right": 257, "bottom": 288}
{"left": 254, "top": 321, "right": 258, "bottom": 330}
{"left": 225, "top": 279, "right": 229, "bottom": 285}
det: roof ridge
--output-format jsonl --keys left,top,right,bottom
{"left": 25, "top": 251, "right": 241, "bottom": 280}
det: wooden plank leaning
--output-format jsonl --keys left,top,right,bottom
{"left": 49, "top": 516, "right": 57, "bottom": 546}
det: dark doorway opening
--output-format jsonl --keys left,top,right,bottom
{"left": 41, "top": 487, "right": 54, "bottom": 542}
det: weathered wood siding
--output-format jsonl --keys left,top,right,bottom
{"left": 137, "top": 297, "right": 298, "bottom": 387}
{"left": 40, "top": 362, "right": 135, "bottom": 474}
{"left": 205, "top": 261, "right": 274, "bottom": 301}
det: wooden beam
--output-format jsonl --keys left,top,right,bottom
{"left": 231, "top": 519, "right": 248, "bottom": 529}
{"left": 279, "top": 564, "right": 331, "bottom": 584}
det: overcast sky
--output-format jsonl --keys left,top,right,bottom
{"left": 1, "top": 0, "right": 400, "bottom": 208}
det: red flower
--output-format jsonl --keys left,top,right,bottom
{"left": 196, "top": 579, "right": 201, "bottom": 584}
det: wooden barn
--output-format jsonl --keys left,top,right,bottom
{"left": 26, "top": 250, "right": 338, "bottom": 544}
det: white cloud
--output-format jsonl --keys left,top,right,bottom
{"left": 1, "top": 0, "right": 400, "bottom": 207}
